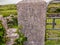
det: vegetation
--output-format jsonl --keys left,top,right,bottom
{"left": 0, "top": 4, "right": 17, "bottom": 17}
{"left": 0, "top": 3, "right": 60, "bottom": 17}
{"left": 13, "top": 26, "right": 27, "bottom": 45}
{"left": 46, "top": 18, "right": 60, "bottom": 45}
{"left": 45, "top": 3, "right": 60, "bottom": 45}
{"left": 7, "top": 15, "right": 18, "bottom": 28}
{"left": 45, "top": 30, "right": 60, "bottom": 45}
{"left": 46, "top": 3, "right": 60, "bottom": 45}
{"left": 47, "top": 3, "right": 60, "bottom": 13}
{"left": 0, "top": 21, "right": 6, "bottom": 45}
{"left": 46, "top": 40, "right": 60, "bottom": 45}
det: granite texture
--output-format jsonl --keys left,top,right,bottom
{"left": 17, "top": 1, "right": 47, "bottom": 45}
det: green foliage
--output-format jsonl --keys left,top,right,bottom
{"left": 0, "top": 21, "right": 6, "bottom": 45}
{"left": 0, "top": 10, "right": 17, "bottom": 17}
{"left": 13, "top": 26, "right": 27, "bottom": 45}
{"left": 46, "top": 30, "right": 60, "bottom": 39}
{"left": 0, "top": 4, "right": 17, "bottom": 11}
{"left": 7, "top": 15, "right": 18, "bottom": 28}
{"left": 56, "top": 8, "right": 60, "bottom": 13}
{"left": 45, "top": 40, "right": 60, "bottom": 45}
{"left": 46, "top": 18, "right": 60, "bottom": 45}
{"left": 0, "top": 4, "right": 17, "bottom": 17}
{"left": 47, "top": 7, "right": 60, "bottom": 13}
{"left": 47, "top": 3, "right": 60, "bottom": 14}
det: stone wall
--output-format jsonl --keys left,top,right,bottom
{"left": 17, "top": 0, "right": 47, "bottom": 45}
{"left": 0, "top": 15, "right": 8, "bottom": 30}
{"left": 0, "top": 15, "right": 18, "bottom": 45}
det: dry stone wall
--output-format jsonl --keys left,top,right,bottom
{"left": 0, "top": 15, "right": 18, "bottom": 45}
{"left": 0, "top": 15, "right": 8, "bottom": 30}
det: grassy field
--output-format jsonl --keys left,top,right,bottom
{"left": 46, "top": 18, "right": 60, "bottom": 45}
{"left": 0, "top": 4, "right": 17, "bottom": 17}
{"left": 46, "top": 40, "right": 60, "bottom": 45}
{"left": 48, "top": 3, "right": 60, "bottom": 8}
{"left": 47, "top": 3, "right": 60, "bottom": 13}
{"left": 46, "top": 18, "right": 60, "bottom": 29}
{"left": 0, "top": 3, "right": 60, "bottom": 17}
{"left": 46, "top": 30, "right": 60, "bottom": 45}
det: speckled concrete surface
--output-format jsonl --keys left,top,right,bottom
{"left": 17, "top": 0, "right": 47, "bottom": 45}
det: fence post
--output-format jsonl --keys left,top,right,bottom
{"left": 17, "top": 0, "right": 47, "bottom": 45}
{"left": 52, "top": 18, "right": 56, "bottom": 29}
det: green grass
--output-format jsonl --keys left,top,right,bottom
{"left": 46, "top": 18, "right": 60, "bottom": 29}
{"left": 46, "top": 30, "right": 60, "bottom": 38}
{"left": 47, "top": 3, "right": 60, "bottom": 13}
{"left": 48, "top": 3, "right": 60, "bottom": 8}
{"left": 0, "top": 21, "right": 6, "bottom": 45}
{"left": 0, "top": 3, "right": 60, "bottom": 17}
{"left": 0, "top": 10, "right": 17, "bottom": 17}
{"left": 0, "top": 4, "right": 17, "bottom": 17}
{"left": 46, "top": 18, "right": 60, "bottom": 45}
{"left": 45, "top": 40, "right": 60, "bottom": 45}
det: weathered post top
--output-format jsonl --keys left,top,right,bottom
{"left": 17, "top": 0, "right": 47, "bottom": 45}
{"left": 17, "top": 0, "right": 47, "bottom": 4}
{"left": 22, "top": 0, "right": 44, "bottom": 2}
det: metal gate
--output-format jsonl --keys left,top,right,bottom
{"left": 46, "top": 17, "right": 60, "bottom": 45}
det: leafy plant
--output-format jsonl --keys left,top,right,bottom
{"left": 13, "top": 25, "right": 27, "bottom": 45}
{"left": 7, "top": 15, "right": 18, "bottom": 28}
{"left": 0, "top": 21, "right": 6, "bottom": 45}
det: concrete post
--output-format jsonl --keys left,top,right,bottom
{"left": 17, "top": 0, "right": 47, "bottom": 45}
